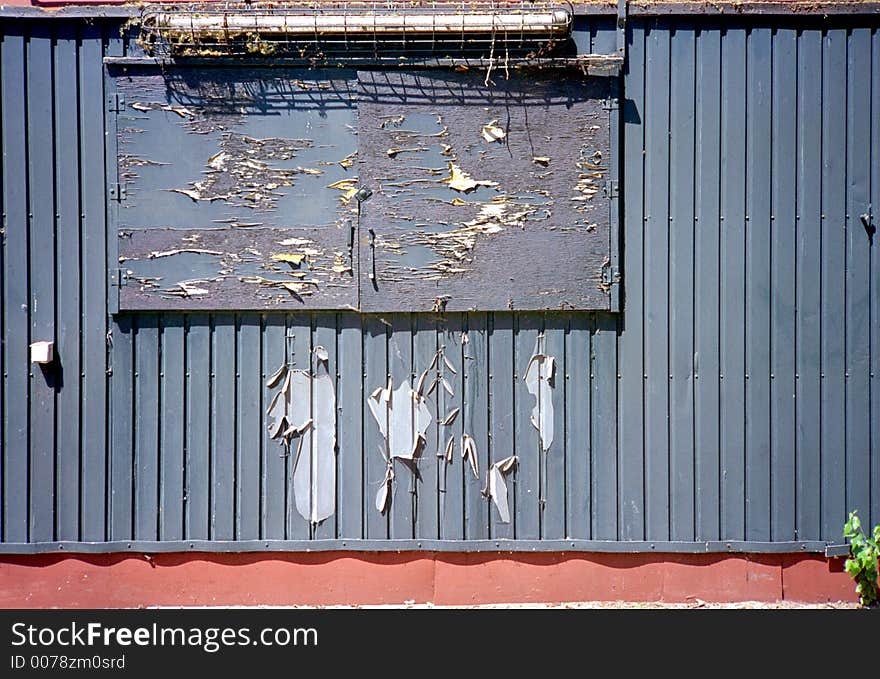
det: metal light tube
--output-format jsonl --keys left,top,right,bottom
{"left": 149, "top": 11, "right": 571, "bottom": 35}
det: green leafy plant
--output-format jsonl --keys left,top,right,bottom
{"left": 843, "top": 511, "right": 880, "bottom": 607}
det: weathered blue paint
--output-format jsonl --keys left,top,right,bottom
{"left": 0, "top": 15, "right": 878, "bottom": 552}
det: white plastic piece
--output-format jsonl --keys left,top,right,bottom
{"left": 30, "top": 341, "right": 54, "bottom": 364}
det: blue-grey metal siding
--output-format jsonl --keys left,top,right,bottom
{"left": 0, "top": 16, "right": 878, "bottom": 552}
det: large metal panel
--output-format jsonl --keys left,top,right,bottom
{"left": 488, "top": 313, "right": 516, "bottom": 540}
{"left": 1, "top": 29, "right": 29, "bottom": 543}
{"left": 337, "top": 314, "right": 364, "bottom": 539}
{"left": 871, "top": 29, "right": 880, "bottom": 532}
{"left": 719, "top": 26, "right": 747, "bottom": 541}
{"left": 1, "top": 17, "right": 879, "bottom": 555}
{"left": 820, "top": 30, "right": 847, "bottom": 541}
{"left": 54, "top": 25, "right": 82, "bottom": 542}
{"left": 844, "top": 28, "right": 872, "bottom": 525}
{"left": 134, "top": 315, "right": 160, "bottom": 541}
{"left": 235, "top": 314, "right": 262, "bottom": 540}
{"left": 160, "top": 316, "right": 185, "bottom": 540}
{"left": 440, "top": 315, "right": 465, "bottom": 539}
{"left": 79, "top": 23, "right": 109, "bottom": 543}
{"left": 617, "top": 22, "right": 646, "bottom": 542}
{"left": 565, "top": 314, "right": 591, "bottom": 540}
{"left": 185, "top": 315, "right": 211, "bottom": 540}
{"left": 27, "top": 25, "right": 55, "bottom": 543}
{"left": 413, "top": 315, "right": 439, "bottom": 539}
{"left": 795, "top": 29, "right": 823, "bottom": 541}
{"left": 464, "top": 313, "right": 490, "bottom": 540}
{"left": 357, "top": 69, "right": 614, "bottom": 312}
{"left": 668, "top": 25, "right": 696, "bottom": 542}
{"left": 745, "top": 26, "right": 772, "bottom": 542}
{"left": 693, "top": 24, "right": 722, "bottom": 542}
{"left": 643, "top": 21, "right": 671, "bottom": 541}
{"left": 211, "top": 314, "right": 236, "bottom": 540}
{"left": 770, "top": 28, "right": 797, "bottom": 542}
{"left": 592, "top": 315, "right": 618, "bottom": 540}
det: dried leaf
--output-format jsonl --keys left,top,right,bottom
{"left": 444, "top": 162, "right": 498, "bottom": 194}
{"left": 415, "top": 369, "right": 430, "bottom": 396}
{"left": 131, "top": 102, "right": 152, "bottom": 112}
{"left": 161, "top": 105, "right": 195, "bottom": 118}
{"left": 441, "top": 407, "right": 460, "bottom": 426}
{"left": 461, "top": 332, "right": 470, "bottom": 346}
{"left": 532, "top": 156, "right": 551, "bottom": 166}
{"left": 461, "top": 434, "right": 479, "bottom": 479}
{"left": 271, "top": 253, "right": 306, "bottom": 266}
{"left": 443, "top": 354, "right": 457, "bottom": 374}
{"left": 425, "top": 376, "right": 439, "bottom": 397}
{"left": 266, "top": 363, "right": 287, "bottom": 388}
{"left": 497, "top": 455, "right": 518, "bottom": 473}
{"left": 481, "top": 120, "right": 506, "bottom": 143}
{"left": 281, "top": 367, "right": 292, "bottom": 398}
{"left": 444, "top": 436, "right": 455, "bottom": 462}
{"left": 314, "top": 345, "right": 329, "bottom": 363}
{"left": 328, "top": 178, "right": 359, "bottom": 204}
{"left": 331, "top": 264, "right": 351, "bottom": 274}
{"left": 450, "top": 198, "right": 468, "bottom": 206}
{"left": 441, "top": 377, "right": 454, "bottom": 396}
{"left": 337, "top": 151, "right": 357, "bottom": 169}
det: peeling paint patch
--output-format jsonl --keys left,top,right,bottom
{"left": 483, "top": 455, "right": 518, "bottom": 523}
{"left": 524, "top": 333, "right": 555, "bottom": 453}
{"left": 367, "top": 378, "right": 433, "bottom": 462}
{"left": 266, "top": 347, "right": 337, "bottom": 525}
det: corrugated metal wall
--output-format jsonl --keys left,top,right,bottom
{"left": 1, "top": 15, "right": 878, "bottom": 552}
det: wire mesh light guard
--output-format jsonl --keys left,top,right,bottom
{"left": 138, "top": 1, "right": 575, "bottom": 61}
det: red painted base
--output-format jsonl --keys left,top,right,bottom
{"left": 0, "top": 552, "right": 855, "bottom": 608}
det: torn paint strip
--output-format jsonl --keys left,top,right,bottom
{"left": 483, "top": 455, "right": 518, "bottom": 524}
{"left": 367, "top": 377, "right": 433, "bottom": 462}
{"left": 524, "top": 333, "right": 555, "bottom": 453}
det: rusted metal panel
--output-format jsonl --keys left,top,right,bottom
{"left": 110, "top": 66, "right": 359, "bottom": 311}
{"left": 357, "top": 69, "right": 613, "bottom": 312}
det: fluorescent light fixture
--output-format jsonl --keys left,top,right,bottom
{"left": 147, "top": 10, "right": 571, "bottom": 36}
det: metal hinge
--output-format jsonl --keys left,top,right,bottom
{"left": 604, "top": 179, "right": 619, "bottom": 199}
{"left": 107, "top": 93, "right": 126, "bottom": 112}
{"left": 108, "top": 267, "right": 128, "bottom": 315}
{"left": 602, "top": 97, "right": 620, "bottom": 111}
{"left": 109, "top": 268, "right": 129, "bottom": 288}
{"left": 602, "top": 264, "right": 615, "bottom": 287}
{"left": 109, "top": 183, "right": 127, "bottom": 201}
